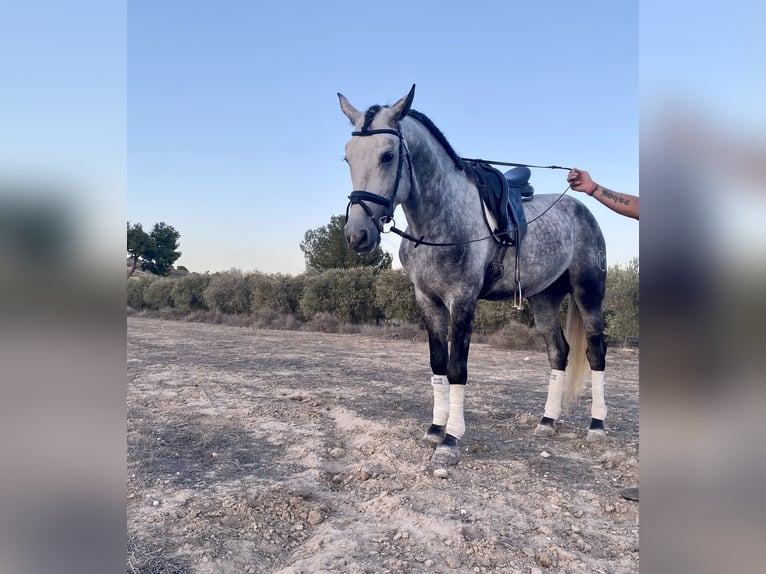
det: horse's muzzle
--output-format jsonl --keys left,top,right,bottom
{"left": 345, "top": 216, "right": 380, "bottom": 253}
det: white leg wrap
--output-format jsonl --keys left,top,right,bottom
{"left": 445, "top": 384, "right": 466, "bottom": 439}
{"left": 591, "top": 370, "right": 607, "bottom": 420}
{"left": 543, "top": 369, "right": 565, "bottom": 420}
{"left": 431, "top": 375, "right": 450, "bottom": 426}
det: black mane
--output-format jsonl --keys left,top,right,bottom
{"left": 361, "top": 105, "right": 463, "bottom": 169}
{"left": 407, "top": 109, "right": 464, "bottom": 169}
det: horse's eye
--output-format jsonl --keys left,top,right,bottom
{"left": 381, "top": 151, "right": 395, "bottom": 164}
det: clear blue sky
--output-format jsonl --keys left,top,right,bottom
{"left": 5, "top": 1, "right": 763, "bottom": 278}
{"left": 127, "top": 0, "right": 638, "bottom": 275}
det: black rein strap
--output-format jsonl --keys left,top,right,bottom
{"left": 460, "top": 158, "right": 572, "bottom": 171}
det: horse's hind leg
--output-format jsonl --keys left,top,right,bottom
{"left": 528, "top": 280, "right": 570, "bottom": 437}
{"left": 571, "top": 286, "right": 608, "bottom": 442}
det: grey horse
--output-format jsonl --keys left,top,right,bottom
{"left": 339, "top": 85, "right": 608, "bottom": 465}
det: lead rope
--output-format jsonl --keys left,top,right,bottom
{"left": 385, "top": 183, "right": 573, "bottom": 244}
{"left": 524, "top": 184, "right": 573, "bottom": 225}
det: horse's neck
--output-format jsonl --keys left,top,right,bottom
{"left": 400, "top": 120, "right": 475, "bottom": 236}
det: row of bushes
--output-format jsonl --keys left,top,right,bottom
{"left": 128, "top": 268, "right": 412, "bottom": 323}
{"left": 127, "top": 263, "right": 638, "bottom": 344}
{"left": 127, "top": 267, "right": 538, "bottom": 330}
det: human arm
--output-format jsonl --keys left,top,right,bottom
{"left": 567, "top": 168, "right": 640, "bottom": 220}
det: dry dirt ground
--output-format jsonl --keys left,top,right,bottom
{"left": 127, "top": 317, "right": 639, "bottom": 574}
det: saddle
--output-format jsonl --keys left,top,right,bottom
{"left": 464, "top": 161, "right": 532, "bottom": 246}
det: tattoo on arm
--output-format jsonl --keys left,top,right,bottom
{"left": 600, "top": 188, "right": 630, "bottom": 206}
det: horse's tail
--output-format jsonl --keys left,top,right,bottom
{"left": 563, "top": 300, "right": 590, "bottom": 408}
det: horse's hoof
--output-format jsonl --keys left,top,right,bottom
{"left": 431, "top": 434, "right": 459, "bottom": 466}
{"left": 421, "top": 424, "right": 446, "bottom": 445}
{"left": 534, "top": 423, "right": 556, "bottom": 437}
{"left": 620, "top": 486, "right": 639, "bottom": 501}
{"left": 534, "top": 416, "right": 556, "bottom": 437}
{"left": 587, "top": 418, "right": 606, "bottom": 441}
{"left": 432, "top": 445, "right": 459, "bottom": 465}
{"left": 587, "top": 428, "right": 607, "bottom": 442}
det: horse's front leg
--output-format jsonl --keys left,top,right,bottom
{"left": 416, "top": 292, "right": 451, "bottom": 445}
{"left": 431, "top": 299, "right": 476, "bottom": 466}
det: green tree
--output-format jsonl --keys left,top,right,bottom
{"left": 248, "top": 272, "right": 305, "bottom": 317}
{"left": 202, "top": 270, "right": 251, "bottom": 315}
{"left": 171, "top": 273, "right": 211, "bottom": 312}
{"left": 375, "top": 269, "right": 420, "bottom": 323}
{"left": 127, "top": 276, "right": 154, "bottom": 309}
{"left": 144, "top": 222, "right": 182, "bottom": 276}
{"left": 604, "top": 257, "right": 639, "bottom": 344}
{"left": 126, "top": 221, "right": 182, "bottom": 276}
{"left": 300, "top": 267, "right": 380, "bottom": 323}
{"left": 142, "top": 277, "right": 175, "bottom": 310}
{"left": 300, "top": 214, "right": 392, "bottom": 272}
{"left": 474, "top": 299, "right": 534, "bottom": 332}
{"left": 127, "top": 222, "right": 151, "bottom": 277}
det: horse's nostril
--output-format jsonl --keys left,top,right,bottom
{"left": 347, "top": 228, "right": 371, "bottom": 252}
{"left": 345, "top": 216, "right": 379, "bottom": 252}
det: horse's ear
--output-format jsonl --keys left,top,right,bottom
{"left": 390, "top": 84, "right": 416, "bottom": 122}
{"left": 338, "top": 93, "right": 362, "bottom": 126}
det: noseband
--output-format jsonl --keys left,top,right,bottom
{"left": 345, "top": 126, "right": 414, "bottom": 230}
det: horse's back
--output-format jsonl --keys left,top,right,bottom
{"left": 513, "top": 194, "right": 606, "bottom": 297}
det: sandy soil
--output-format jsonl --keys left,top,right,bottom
{"left": 127, "top": 317, "right": 639, "bottom": 573}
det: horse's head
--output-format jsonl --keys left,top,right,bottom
{"left": 338, "top": 85, "right": 416, "bottom": 253}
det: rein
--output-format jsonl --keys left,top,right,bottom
{"left": 460, "top": 158, "right": 572, "bottom": 171}
{"left": 345, "top": 127, "right": 572, "bottom": 248}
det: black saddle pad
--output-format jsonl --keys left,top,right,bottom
{"left": 465, "top": 161, "right": 528, "bottom": 246}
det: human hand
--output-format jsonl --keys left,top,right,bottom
{"left": 567, "top": 168, "right": 596, "bottom": 194}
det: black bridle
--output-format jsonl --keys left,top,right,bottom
{"left": 345, "top": 126, "right": 414, "bottom": 231}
